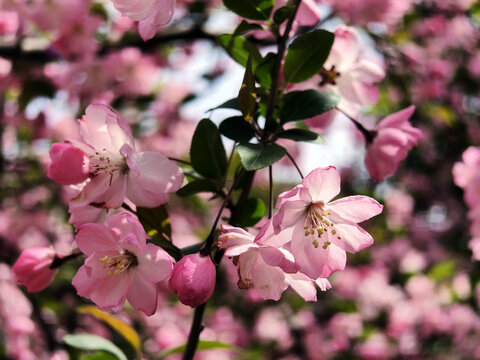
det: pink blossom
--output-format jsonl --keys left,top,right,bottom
{"left": 47, "top": 143, "right": 89, "bottom": 185}
{"left": 72, "top": 213, "right": 173, "bottom": 315}
{"left": 112, "top": 0, "right": 176, "bottom": 41}
{"left": 50, "top": 104, "right": 184, "bottom": 208}
{"left": 218, "top": 223, "right": 331, "bottom": 301}
{"left": 269, "top": 167, "right": 383, "bottom": 279}
{"left": 12, "top": 248, "right": 58, "bottom": 292}
{"left": 168, "top": 253, "right": 216, "bottom": 307}
{"left": 322, "top": 26, "right": 385, "bottom": 107}
{"left": 365, "top": 106, "right": 422, "bottom": 181}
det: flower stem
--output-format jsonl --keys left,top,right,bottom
{"left": 335, "top": 107, "right": 376, "bottom": 144}
{"left": 182, "top": 303, "right": 206, "bottom": 360}
{"left": 268, "top": 165, "right": 273, "bottom": 219}
{"left": 286, "top": 150, "right": 304, "bottom": 179}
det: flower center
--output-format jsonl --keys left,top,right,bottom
{"left": 304, "top": 202, "right": 341, "bottom": 249}
{"left": 88, "top": 148, "right": 128, "bottom": 176}
{"left": 319, "top": 65, "right": 341, "bottom": 86}
{"left": 100, "top": 250, "right": 138, "bottom": 276}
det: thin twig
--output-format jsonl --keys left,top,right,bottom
{"left": 199, "top": 169, "right": 245, "bottom": 256}
{"left": 264, "top": 0, "right": 303, "bottom": 127}
{"left": 268, "top": 166, "right": 273, "bottom": 219}
{"left": 286, "top": 150, "right": 304, "bottom": 179}
{"left": 168, "top": 157, "right": 192, "bottom": 166}
{"left": 335, "top": 107, "right": 376, "bottom": 144}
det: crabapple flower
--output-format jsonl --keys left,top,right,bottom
{"left": 49, "top": 104, "right": 184, "bottom": 209}
{"left": 12, "top": 248, "right": 58, "bottom": 292}
{"left": 168, "top": 253, "right": 216, "bottom": 307}
{"left": 112, "top": 0, "right": 176, "bottom": 41}
{"left": 218, "top": 224, "right": 331, "bottom": 301}
{"left": 270, "top": 167, "right": 383, "bottom": 279}
{"left": 72, "top": 213, "right": 173, "bottom": 315}
{"left": 320, "top": 26, "right": 385, "bottom": 109}
{"left": 365, "top": 106, "right": 422, "bottom": 181}
{"left": 47, "top": 143, "right": 89, "bottom": 185}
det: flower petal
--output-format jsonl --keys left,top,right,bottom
{"left": 328, "top": 214, "right": 375, "bottom": 253}
{"left": 76, "top": 223, "right": 119, "bottom": 256}
{"left": 126, "top": 151, "right": 184, "bottom": 208}
{"left": 302, "top": 167, "right": 340, "bottom": 203}
{"left": 328, "top": 196, "right": 383, "bottom": 223}
{"left": 127, "top": 273, "right": 158, "bottom": 316}
{"left": 137, "top": 243, "right": 173, "bottom": 284}
{"left": 285, "top": 273, "right": 317, "bottom": 301}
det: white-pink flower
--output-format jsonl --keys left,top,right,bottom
{"left": 112, "top": 0, "right": 176, "bottom": 41}
{"left": 218, "top": 223, "right": 331, "bottom": 301}
{"left": 365, "top": 106, "right": 422, "bottom": 181}
{"left": 72, "top": 213, "right": 173, "bottom": 315}
{"left": 322, "top": 26, "right": 385, "bottom": 108}
{"left": 49, "top": 104, "right": 184, "bottom": 209}
{"left": 269, "top": 167, "right": 383, "bottom": 279}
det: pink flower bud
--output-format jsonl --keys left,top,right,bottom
{"left": 47, "top": 143, "right": 89, "bottom": 185}
{"left": 12, "top": 248, "right": 58, "bottom": 292}
{"left": 168, "top": 254, "right": 216, "bottom": 308}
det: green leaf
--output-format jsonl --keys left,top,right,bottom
{"left": 136, "top": 206, "right": 182, "bottom": 261}
{"left": 237, "top": 198, "right": 266, "bottom": 227}
{"left": 280, "top": 90, "right": 340, "bottom": 124}
{"left": 238, "top": 56, "right": 257, "bottom": 121}
{"left": 63, "top": 334, "right": 127, "bottom": 360}
{"left": 82, "top": 352, "right": 118, "bottom": 360}
{"left": 218, "top": 34, "right": 262, "bottom": 69}
{"left": 428, "top": 261, "right": 456, "bottom": 281}
{"left": 208, "top": 98, "right": 239, "bottom": 112}
{"left": 236, "top": 143, "right": 286, "bottom": 171}
{"left": 233, "top": 20, "right": 264, "bottom": 36}
{"left": 273, "top": 4, "right": 295, "bottom": 24}
{"left": 223, "top": 0, "right": 274, "bottom": 20}
{"left": 284, "top": 29, "right": 335, "bottom": 84}
{"left": 137, "top": 206, "right": 171, "bottom": 238}
{"left": 277, "top": 128, "right": 320, "bottom": 142}
{"left": 219, "top": 116, "right": 255, "bottom": 143}
{"left": 160, "top": 340, "right": 235, "bottom": 358}
{"left": 190, "top": 119, "right": 228, "bottom": 179}
{"left": 254, "top": 52, "right": 276, "bottom": 88}
{"left": 77, "top": 306, "right": 141, "bottom": 353}
{"left": 177, "top": 179, "right": 219, "bottom": 197}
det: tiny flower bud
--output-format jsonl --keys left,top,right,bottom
{"left": 12, "top": 248, "right": 58, "bottom": 292}
{"left": 47, "top": 143, "right": 89, "bottom": 185}
{"left": 168, "top": 253, "right": 216, "bottom": 308}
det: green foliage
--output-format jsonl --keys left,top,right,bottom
{"left": 238, "top": 57, "right": 257, "bottom": 121}
{"left": 236, "top": 143, "right": 286, "bottom": 171}
{"left": 283, "top": 29, "right": 335, "bottom": 84}
{"left": 277, "top": 128, "right": 321, "bottom": 142}
{"left": 136, "top": 206, "right": 182, "bottom": 261}
{"left": 222, "top": 0, "right": 274, "bottom": 20}
{"left": 280, "top": 90, "right": 340, "bottom": 124}
{"left": 177, "top": 179, "right": 219, "bottom": 197}
{"left": 63, "top": 334, "right": 127, "bottom": 360}
{"left": 273, "top": 4, "right": 296, "bottom": 24}
{"left": 254, "top": 52, "right": 276, "bottom": 88}
{"left": 428, "top": 261, "right": 456, "bottom": 281}
{"left": 218, "top": 34, "right": 262, "bottom": 69}
{"left": 160, "top": 340, "right": 237, "bottom": 358}
{"left": 237, "top": 197, "right": 266, "bottom": 227}
{"left": 76, "top": 306, "right": 141, "bottom": 353}
{"left": 219, "top": 116, "right": 256, "bottom": 143}
{"left": 190, "top": 119, "right": 228, "bottom": 179}
{"left": 233, "top": 20, "right": 264, "bottom": 36}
